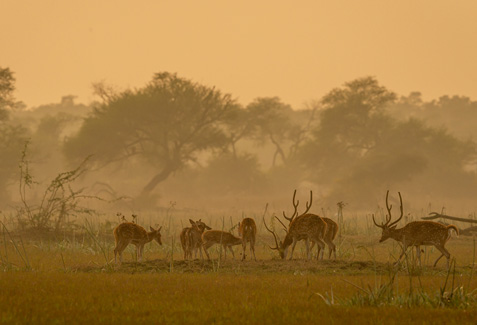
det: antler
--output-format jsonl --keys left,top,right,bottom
{"left": 274, "top": 215, "right": 288, "bottom": 232}
{"left": 263, "top": 216, "right": 281, "bottom": 250}
{"left": 373, "top": 190, "right": 403, "bottom": 229}
{"left": 282, "top": 190, "right": 313, "bottom": 223}
{"left": 372, "top": 214, "right": 385, "bottom": 229}
{"left": 387, "top": 191, "right": 403, "bottom": 228}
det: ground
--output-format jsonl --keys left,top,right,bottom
{"left": 1, "top": 225, "right": 476, "bottom": 324}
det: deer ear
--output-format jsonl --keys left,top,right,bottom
{"left": 199, "top": 219, "right": 202, "bottom": 222}
{"left": 390, "top": 225, "right": 397, "bottom": 230}
{"left": 189, "top": 219, "right": 195, "bottom": 225}
{"left": 158, "top": 226, "right": 162, "bottom": 231}
{"left": 150, "top": 226, "right": 156, "bottom": 231}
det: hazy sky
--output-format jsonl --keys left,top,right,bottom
{"left": 1, "top": 0, "right": 476, "bottom": 109}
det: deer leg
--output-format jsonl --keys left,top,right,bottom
{"left": 328, "top": 240, "right": 336, "bottom": 259}
{"left": 309, "top": 240, "right": 316, "bottom": 259}
{"left": 395, "top": 244, "right": 409, "bottom": 266}
{"left": 242, "top": 240, "right": 247, "bottom": 261}
{"left": 115, "top": 241, "right": 128, "bottom": 265}
{"left": 315, "top": 239, "right": 326, "bottom": 260}
{"left": 415, "top": 245, "right": 421, "bottom": 267}
{"left": 203, "top": 242, "right": 213, "bottom": 260}
{"left": 289, "top": 239, "right": 298, "bottom": 260}
{"left": 229, "top": 246, "right": 235, "bottom": 259}
{"left": 433, "top": 245, "right": 450, "bottom": 267}
{"left": 305, "top": 239, "right": 311, "bottom": 260}
{"left": 251, "top": 238, "right": 256, "bottom": 261}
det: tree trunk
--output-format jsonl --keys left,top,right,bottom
{"left": 141, "top": 165, "right": 176, "bottom": 195}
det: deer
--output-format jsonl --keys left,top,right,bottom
{"left": 201, "top": 230, "right": 242, "bottom": 260}
{"left": 180, "top": 219, "right": 211, "bottom": 260}
{"left": 113, "top": 222, "right": 162, "bottom": 265}
{"left": 238, "top": 218, "right": 257, "bottom": 261}
{"left": 373, "top": 190, "right": 459, "bottom": 268}
{"left": 263, "top": 190, "right": 327, "bottom": 260}
{"left": 266, "top": 190, "right": 327, "bottom": 260}
{"left": 311, "top": 217, "right": 339, "bottom": 259}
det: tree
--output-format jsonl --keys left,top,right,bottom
{"left": 0, "top": 67, "right": 30, "bottom": 204}
{"left": 64, "top": 72, "right": 240, "bottom": 196}
{"left": 246, "top": 97, "right": 314, "bottom": 167}
{"left": 301, "top": 77, "right": 477, "bottom": 206}
{"left": 0, "top": 67, "right": 16, "bottom": 120}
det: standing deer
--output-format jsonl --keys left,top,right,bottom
{"left": 238, "top": 218, "right": 257, "bottom": 261}
{"left": 201, "top": 230, "right": 242, "bottom": 260}
{"left": 312, "top": 217, "right": 339, "bottom": 259}
{"left": 113, "top": 222, "right": 162, "bottom": 265}
{"left": 373, "top": 190, "right": 458, "bottom": 268}
{"left": 180, "top": 219, "right": 211, "bottom": 260}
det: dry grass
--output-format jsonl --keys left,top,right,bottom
{"left": 1, "top": 214, "right": 477, "bottom": 324}
{"left": 1, "top": 272, "right": 477, "bottom": 324}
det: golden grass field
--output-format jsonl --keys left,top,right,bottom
{"left": 1, "top": 214, "right": 477, "bottom": 324}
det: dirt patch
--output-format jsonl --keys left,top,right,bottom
{"left": 75, "top": 257, "right": 425, "bottom": 276}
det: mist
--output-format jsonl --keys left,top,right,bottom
{"left": 2, "top": 71, "right": 477, "bottom": 222}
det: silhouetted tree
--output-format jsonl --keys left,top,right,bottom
{"left": 247, "top": 97, "right": 314, "bottom": 167}
{"left": 64, "top": 72, "right": 239, "bottom": 196}
{"left": 0, "top": 67, "right": 30, "bottom": 203}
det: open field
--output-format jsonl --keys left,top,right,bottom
{"left": 1, "top": 216, "right": 477, "bottom": 324}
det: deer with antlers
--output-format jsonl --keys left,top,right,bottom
{"left": 373, "top": 190, "right": 458, "bottom": 268}
{"left": 264, "top": 190, "right": 327, "bottom": 260}
{"left": 113, "top": 222, "right": 162, "bottom": 265}
{"left": 180, "top": 219, "right": 211, "bottom": 260}
{"left": 238, "top": 218, "right": 257, "bottom": 261}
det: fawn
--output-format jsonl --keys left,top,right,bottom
{"left": 180, "top": 219, "right": 211, "bottom": 260}
{"left": 201, "top": 230, "right": 242, "bottom": 260}
{"left": 238, "top": 218, "right": 257, "bottom": 261}
{"left": 113, "top": 222, "right": 162, "bottom": 265}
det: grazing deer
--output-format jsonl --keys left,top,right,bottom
{"left": 113, "top": 222, "right": 162, "bottom": 265}
{"left": 264, "top": 213, "right": 327, "bottom": 260}
{"left": 238, "top": 218, "right": 257, "bottom": 261}
{"left": 373, "top": 190, "right": 458, "bottom": 268}
{"left": 180, "top": 219, "right": 211, "bottom": 260}
{"left": 201, "top": 230, "right": 242, "bottom": 260}
{"left": 311, "top": 217, "right": 339, "bottom": 259}
{"left": 264, "top": 190, "right": 327, "bottom": 260}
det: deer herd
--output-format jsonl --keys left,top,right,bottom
{"left": 113, "top": 190, "right": 459, "bottom": 268}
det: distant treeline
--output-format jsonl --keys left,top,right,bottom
{"left": 1, "top": 67, "right": 477, "bottom": 210}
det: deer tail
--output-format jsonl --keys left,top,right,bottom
{"left": 447, "top": 225, "right": 459, "bottom": 237}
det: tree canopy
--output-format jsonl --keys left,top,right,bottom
{"left": 64, "top": 72, "right": 240, "bottom": 195}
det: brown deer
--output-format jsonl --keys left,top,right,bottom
{"left": 238, "top": 218, "right": 257, "bottom": 261}
{"left": 113, "top": 222, "right": 162, "bottom": 265}
{"left": 263, "top": 190, "right": 327, "bottom": 260}
{"left": 180, "top": 219, "right": 211, "bottom": 260}
{"left": 311, "top": 217, "right": 339, "bottom": 259}
{"left": 373, "top": 190, "right": 458, "bottom": 268}
{"left": 201, "top": 230, "right": 242, "bottom": 260}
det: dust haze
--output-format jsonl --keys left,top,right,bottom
{"left": 2, "top": 72, "right": 477, "bottom": 221}
{"left": 1, "top": 1, "right": 477, "bottom": 223}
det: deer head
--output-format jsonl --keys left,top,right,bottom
{"left": 372, "top": 190, "right": 404, "bottom": 242}
{"left": 149, "top": 226, "right": 163, "bottom": 245}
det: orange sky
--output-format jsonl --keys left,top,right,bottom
{"left": 1, "top": 0, "right": 476, "bottom": 108}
